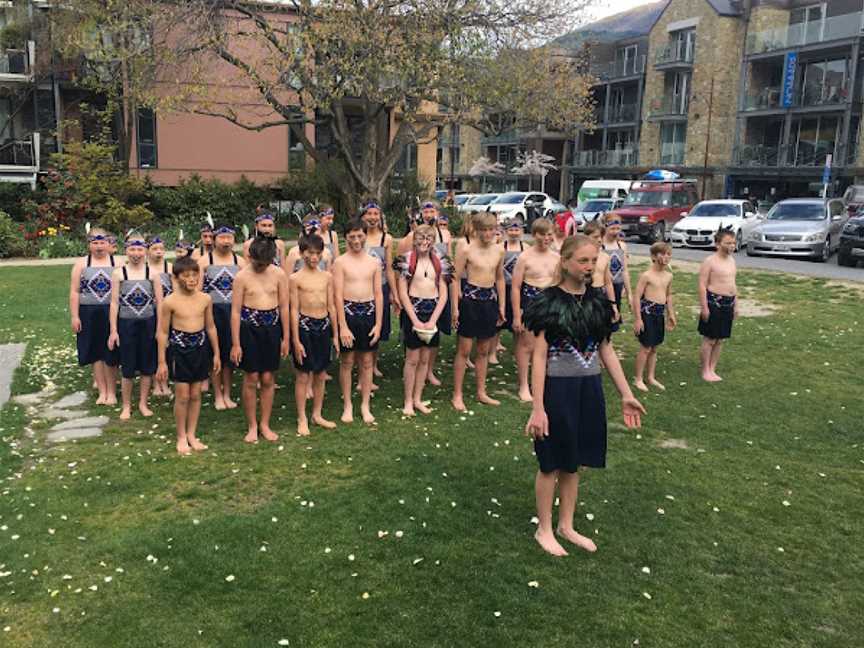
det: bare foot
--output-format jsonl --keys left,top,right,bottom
{"left": 702, "top": 372, "right": 722, "bottom": 383}
{"left": 488, "top": 355, "right": 499, "bottom": 365}
{"left": 214, "top": 399, "right": 227, "bottom": 411}
{"left": 634, "top": 380, "right": 649, "bottom": 392}
{"left": 414, "top": 400, "right": 432, "bottom": 415}
{"left": 312, "top": 415, "right": 336, "bottom": 429}
{"left": 710, "top": 372, "right": 723, "bottom": 381}
{"left": 557, "top": 526, "right": 597, "bottom": 553}
{"left": 323, "top": 372, "right": 332, "bottom": 382}
{"left": 356, "top": 382, "right": 380, "bottom": 392}
{"left": 243, "top": 427, "right": 258, "bottom": 443}
{"left": 451, "top": 396, "right": 467, "bottom": 412}
{"left": 96, "top": 394, "right": 106, "bottom": 405}
{"left": 427, "top": 373, "right": 442, "bottom": 387}
{"left": 535, "top": 529, "right": 568, "bottom": 557}
{"left": 341, "top": 406, "right": 354, "bottom": 423}
{"left": 477, "top": 393, "right": 500, "bottom": 406}
{"left": 189, "top": 437, "right": 208, "bottom": 451}
{"left": 361, "top": 407, "right": 375, "bottom": 424}
{"left": 297, "top": 419, "right": 310, "bottom": 437}
{"left": 177, "top": 440, "right": 192, "bottom": 455}
{"left": 648, "top": 378, "right": 666, "bottom": 391}
{"left": 139, "top": 403, "right": 154, "bottom": 417}
{"left": 224, "top": 398, "right": 238, "bottom": 409}
{"left": 402, "top": 405, "right": 415, "bottom": 417}
{"left": 373, "top": 367, "right": 383, "bottom": 378}
{"left": 496, "top": 343, "right": 506, "bottom": 353}
{"left": 119, "top": 407, "right": 132, "bottom": 420}
{"left": 260, "top": 426, "right": 279, "bottom": 442}
{"left": 518, "top": 388, "right": 533, "bottom": 403}
{"left": 105, "top": 395, "right": 117, "bottom": 406}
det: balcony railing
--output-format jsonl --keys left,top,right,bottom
{"left": 481, "top": 131, "right": 522, "bottom": 146}
{"left": 742, "top": 86, "right": 782, "bottom": 111}
{"left": 733, "top": 144, "right": 783, "bottom": 167}
{"left": 0, "top": 137, "right": 35, "bottom": 167}
{"left": 732, "top": 143, "right": 856, "bottom": 167}
{"left": 608, "top": 103, "right": 638, "bottom": 123}
{"left": 571, "top": 148, "right": 639, "bottom": 168}
{"left": 591, "top": 55, "right": 646, "bottom": 80}
{"left": 743, "top": 81, "right": 850, "bottom": 111}
{"left": 654, "top": 43, "right": 694, "bottom": 67}
{"left": 745, "top": 12, "right": 864, "bottom": 55}
{"left": 648, "top": 96, "right": 689, "bottom": 119}
{"left": 659, "top": 142, "right": 685, "bottom": 165}
{"left": 0, "top": 48, "right": 29, "bottom": 76}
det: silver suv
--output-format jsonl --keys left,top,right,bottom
{"left": 746, "top": 198, "right": 848, "bottom": 262}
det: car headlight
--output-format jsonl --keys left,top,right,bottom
{"left": 749, "top": 231, "right": 762, "bottom": 241}
{"left": 639, "top": 216, "right": 649, "bottom": 223}
{"left": 803, "top": 232, "right": 823, "bottom": 242}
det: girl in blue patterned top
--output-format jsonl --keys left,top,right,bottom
{"left": 147, "top": 234, "right": 173, "bottom": 397}
{"left": 523, "top": 234, "right": 644, "bottom": 557}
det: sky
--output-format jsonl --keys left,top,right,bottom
{"left": 584, "top": 0, "right": 659, "bottom": 21}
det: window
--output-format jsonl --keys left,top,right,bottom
{"left": 288, "top": 124, "right": 305, "bottom": 171}
{"left": 136, "top": 108, "right": 157, "bottom": 168}
{"left": 801, "top": 58, "right": 848, "bottom": 105}
{"left": 660, "top": 123, "right": 687, "bottom": 165}
{"left": 791, "top": 4, "right": 825, "bottom": 44}
{"left": 617, "top": 44, "right": 639, "bottom": 75}
{"left": 670, "top": 29, "right": 696, "bottom": 62}
{"left": 395, "top": 143, "right": 417, "bottom": 174}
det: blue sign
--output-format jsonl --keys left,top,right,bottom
{"left": 822, "top": 166, "right": 831, "bottom": 184}
{"left": 781, "top": 52, "right": 797, "bottom": 108}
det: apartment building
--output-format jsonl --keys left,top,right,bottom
{"left": 562, "top": 0, "right": 864, "bottom": 203}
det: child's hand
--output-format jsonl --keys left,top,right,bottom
{"left": 369, "top": 324, "right": 381, "bottom": 346}
{"left": 513, "top": 317, "right": 524, "bottom": 334}
{"left": 71, "top": 317, "right": 82, "bottom": 333}
{"left": 280, "top": 338, "right": 290, "bottom": 358}
{"left": 332, "top": 337, "right": 340, "bottom": 358}
{"left": 496, "top": 308, "right": 505, "bottom": 327}
{"left": 633, "top": 319, "right": 644, "bottom": 335}
{"left": 612, "top": 305, "right": 620, "bottom": 322}
{"left": 451, "top": 308, "right": 459, "bottom": 329}
{"left": 621, "top": 396, "right": 646, "bottom": 429}
{"left": 156, "top": 363, "right": 168, "bottom": 383}
{"left": 212, "top": 356, "right": 221, "bottom": 375}
{"left": 340, "top": 328, "right": 355, "bottom": 349}
{"left": 107, "top": 332, "right": 119, "bottom": 350}
{"left": 733, "top": 305, "right": 739, "bottom": 320}
{"left": 700, "top": 305, "right": 710, "bottom": 321}
{"left": 525, "top": 409, "right": 548, "bottom": 440}
{"left": 294, "top": 341, "right": 306, "bottom": 362}
{"left": 667, "top": 314, "right": 677, "bottom": 330}
{"left": 230, "top": 344, "right": 243, "bottom": 366}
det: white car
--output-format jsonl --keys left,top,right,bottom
{"left": 459, "top": 193, "right": 500, "bottom": 213}
{"left": 571, "top": 198, "right": 624, "bottom": 230}
{"left": 670, "top": 199, "right": 761, "bottom": 251}
{"left": 486, "top": 191, "right": 556, "bottom": 224}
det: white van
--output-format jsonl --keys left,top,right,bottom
{"left": 576, "top": 180, "right": 632, "bottom": 205}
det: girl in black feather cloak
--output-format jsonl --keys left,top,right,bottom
{"left": 523, "top": 235, "right": 645, "bottom": 557}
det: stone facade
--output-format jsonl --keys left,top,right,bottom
{"left": 640, "top": 0, "right": 746, "bottom": 196}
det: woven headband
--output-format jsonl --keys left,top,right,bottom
{"left": 215, "top": 226, "right": 235, "bottom": 235}
{"left": 320, "top": 208, "right": 334, "bottom": 216}
{"left": 255, "top": 214, "right": 275, "bottom": 223}
{"left": 125, "top": 239, "right": 147, "bottom": 248}
{"left": 87, "top": 234, "right": 108, "bottom": 242}
{"left": 304, "top": 219, "right": 321, "bottom": 230}
{"left": 363, "top": 202, "right": 380, "bottom": 211}
{"left": 147, "top": 237, "right": 164, "bottom": 246}
{"left": 421, "top": 202, "right": 436, "bottom": 210}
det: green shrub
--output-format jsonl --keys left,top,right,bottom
{"left": 0, "top": 211, "right": 33, "bottom": 258}
{"left": 0, "top": 183, "right": 35, "bottom": 221}
{"left": 37, "top": 234, "right": 87, "bottom": 259}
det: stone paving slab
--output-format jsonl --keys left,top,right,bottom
{"left": 53, "top": 392, "right": 88, "bottom": 409}
{"left": 0, "top": 343, "right": 26, "bottom": 408}
{"left": 51, "top": 416, "right": 110, "bottom": 431}
{"left": 40, "top": 408, "right": 90, "bottom": 420}
{"left": 47, "top": 428, "right": 104, "bottom": 442}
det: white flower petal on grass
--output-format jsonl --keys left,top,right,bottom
{"left": 777, "top": 547, "right": 785, "bottom": 553}
{"left": 642, "top": 592, "right": 652, "bottom": 600}
{"left": 324, "top": 547, "right": 331, "bottom": 554}
{"left": 395, "top": 531, "right": 404, "bottom": 538}
{"left": 782, "top": 500, "right": 791, "bottom": 507}
{"left": 530, "top": 516, "right": 539, "bottom": 525}
{"left": 665, "top": 495, "right": 675, "bottom": 501}
{"left": 348, "top": 554, "right": 355, "bottom": 561}
{"left": 377, "top": 530, "right": 388, "bottom": 538}
{"left": 52, "top": 607, "right": 60, "bottom": 614}
{"left": 412, "top": 558, "right": 424, "bottom": 566}
{"left": 527, "top": 581, "right": 539, "bottom": 588}
{"left": 641, "top": 566, "right": 651, "bottom": 575}
{"left": 712, "top": 507, "right": 720, "bottom": 513}
{"left": 585, "top": 513, "right": 595, "bottom": 521}
{"left": 260, "top": 546, "right": 267, "bottom": 553}
{"left": 103, "top": 576, "right": 112, "bottom": 583}
{"left": 657, "top": 508, "right": 665, "bottom": 515}
{"left": 88, "top": 585, "right": 98, "bottom": 591}
{"left": 225, "top": 575, "right": 235, "bottom": 582}
{"left": 361, "top": 592, "right": 370, "bottom": 600}
{"left": 493, "top": 611, "right": 501, "bottom": 618}
{"left": 278, "top": 640, "right": 290, "bottom": 646}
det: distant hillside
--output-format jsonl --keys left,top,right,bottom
{"left": 552, "top": 1, "right": 669, "bottom": 49}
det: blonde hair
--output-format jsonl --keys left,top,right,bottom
{"left": 460, "top": 213, "right": 475, "bottom": 239}
{"left": 583, "top": 221, "right": 604, "bottom": 238}
{"left": 414, "top": 224, "right": 436, "bottom": 243}
{"left": 473, "top": 212, "right": 497, "bottom": 231}
{"left": 650, "top": 241, "right": 672, "bottom": 256}
{"left": 531, "top": 219, "right": 553, "bottom": 236}
{"left": 553, "top": 234, "right": 595, "bottom": 285}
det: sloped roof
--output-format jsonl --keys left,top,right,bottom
{"left": 705, "top": 0, "right": 744, "bottom": 16}
{"left": 551, "top": 1, "right": 670, "bottom": 50}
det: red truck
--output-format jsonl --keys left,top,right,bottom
{"left": 608, "top": 179, "right": 699, "bottom": 243}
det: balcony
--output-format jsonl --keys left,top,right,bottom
{"left": 571, "top": 148, "right": 639, "bottom": 168}
{"left": 0, "top": 138, "right": 35, "bottom": 167}
{"left": 742, "top": 81, "right": 850, "bottom": 112}
{"left": 732, "top": 143, "right": 856, "bottom": 168}
{"left": 733, "top": 144, "right": 784, "bottom": 167}
{"left": 659, "top": 142, "right": 685, "bottom": 165}
{"left": 654, "top": 43, "right": 694, "bottom": 68}
{"left": 481, "top": 131, "right": 522, "bottom": 146}
{"left": 745, "top": 12, "right": 864, "bottom": 55}
{"left": 647, "top": 97, "right": 689, "bottom": 120}
{"left": 0, "top": 48, "right": 30, "bottom": 79}
{"left": 742, "top": 86, "right": 782, "bottom": 111}
{"left": 591, "top": 56, "right": 646, "bottom": 81}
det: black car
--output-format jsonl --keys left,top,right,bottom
{"left": 838, "top": 215, "right": 864, "bottom": 267}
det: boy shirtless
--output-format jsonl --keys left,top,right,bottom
{"left": 230, "top": 237, "right": 290, "bottom": 443}
{"left": 511, "top": 219, "right": 559, "bottom": 402}
{"left": 584, "top": 221, "right": 620, "bottom": 319}
{"left": 633, "top": 242, "right": 676, "bottom": 392}
{"left": 198, "top": 224, "right": 246, "bottom": 409}
{"left": 332, "top": 219, "right": 383, "bottom": 424}
{"left": 243, "top": 213, "right": 286, "bottom": 267}
{"left": 285, "top": 216, "right": 334, "bottom": 273}
{"left": 697, "top": 228, "right": 738, "bottom": 382}
{"left": 156, "top": 256, "right": 221, "bottom": 454}
{"left": 451, "top": 212, "right": 506, "bottom": 411}
{"left": 602, "top": 213, "right": 632, "bottom": 331}
{"left": 362, "top": 203, "right": 400, "bottom": 379}
{"left": 290, "top": 234, "right": 339, "bottom": 436}
{"left": 395, "top": 224, "right": 450, "bottom": 416}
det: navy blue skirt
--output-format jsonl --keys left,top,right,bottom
{"left": 698, "top": 305, "right": 734, "bottom": 340}
{"left": 239, "top": 321, "right": 282, "bottom": 374}
{"left": 535, "top": 375, "right": 607, "bottom": 473}
{"left": 168, "top": 341, "right": 212, "bottom": 384}
{"left": 118, "top": 317, "right": 157, "bottom": 378}
{"left": 77, "top": 304, "right": 119, "bottom": 367}
{"left": 211, "top": 303, "right": 234, "bottom": 366}
{"left": 638, "top": 312, "right": 666, "bottom": 348}
{"left": 610, "top": 282, "right": 624, "bottom": 333}
{"left": 380, "top": 283, "right": 392, "bottom": 342}
{"left": 457, "top": 297, "right": 499, "bottom": 340}
{"left": 341, "top": 305, "right": 379, "bottom": 353}
{"left": 293, "top": 316, "right": 332, "bottom": 373}
{"left": 439, "top": 298, "right": 452, "bottom": 336}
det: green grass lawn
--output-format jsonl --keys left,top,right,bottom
{"left": 0, "top": 262, "right": 862, "bottom": 647}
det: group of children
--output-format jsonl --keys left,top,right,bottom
{"left": 70, "top": 204, "right": 739, "bottom": 554}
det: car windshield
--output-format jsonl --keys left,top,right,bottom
{"left": 690, "top": 204, "right": 740, "bottom": 218}
{"left": 469, "top": 194, "right": 498, "bottom": 205}
{"left": 767, "top": 203, "right": 825, "bottom": 221}
{"left": 581, "top": 200, "right": 614, "bottom": 212}
{"left": 454, "top": 195, "right": 471, "bottom": 205}
{"left": 624, "top": 190, "right": 670, "bottom": 207}
{"left": 493, "top": 193, "right": 527, "bottom": 205}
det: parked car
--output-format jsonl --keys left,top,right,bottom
{"left": 746, "top": 198, "right": 848, "bottom": 262}
{"left": 670, "top": 199, "right": 761, "bottom": 251}
{"left": 842, "top": 184, "right": 864, "bottom": 216}
{"left": 547, "top": 200, "right": 572, "bottom": 233}
{"left": 570, "top": 198, "right": 624, "bottom": 231}
{"left": 609, "top": 179, "right": 699, "bottom": 243}
{"left": 486, "top": 191, "right": 555, "bottom": 225}
{"left": 459, "top": 193, "right": 500, "bottom": 213}
{"left": 838, "top": 213, "right": 864, "bottom": 267}
{"left": 576, "top": 179, "right": 632, "bottom": 204}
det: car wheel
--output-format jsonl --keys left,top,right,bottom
{"left": 651, "top": 221, "right": 665, "bottom": 243}
{"left": 815, "top": 238, "right": 830, "bottom": 263}
{"left": 734, "top": 230, "right": 742, "bottom": 252}
{"left": 745, "top": 245, "right": 757, "bottom": 257}
{"left": 837, "top": 249, "right": 855, "bottom": 267}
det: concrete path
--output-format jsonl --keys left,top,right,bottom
{"left": 0, "top": 343, "right": 26, "bottom": 408}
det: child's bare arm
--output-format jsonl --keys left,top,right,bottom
{"left": 621, "top": 242, "right": 633, "bottom": 301}
{"left": 666, "top": 274, "right": 677, "bottom": 328}
{"left": 326, "top": 275, "right": 339, "bottom": 353}
{"left": 697, "top": 259, "right": 711, "bottom": 320}
{"left": 278, "top": 272, "right": 291, "bottom": 357}
{"left": 632, "top": 273, "right": 647, "bottom": 319}
{"left": 511, "top": 255, "right": 527, "bottom": 332}
{"left": 397, "top": 275, "right": 420, "bottom": 328}
{"left": 69, "top": 260, "right": 83, "bottom": 332}
{"left": 371, "top": 265, "right": 383, "bottom": 343}
{"left": 108, "top": 269, "right": 121, "bottom": 349}
{"left": 230, "top": 274, "right": 245, "bottom": 365}
{"left": 599, "top": 340, "right": 645, "bottom": 428}
{"left": 289, "top": 276, "right": 301, "bottom": 349}
{"left": 430, "top": 275, "right": 448, "bottom": 325}
{"left": 495, "top": 251, "right": 506, "bottom": 323}
{"left": 204, "top": 297, "right": 221, "bottom": 373}
{"left": 332, "top": 260, "right": 348, "bottom": 329}
{"left": 451, "top": 244, "right": 467, "bottom": 321}
{"left": 155, "top": 299, "right": 172, "bottom": 381}
{"left": 525, "top": 332, "right": 549, "bottom": 439}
